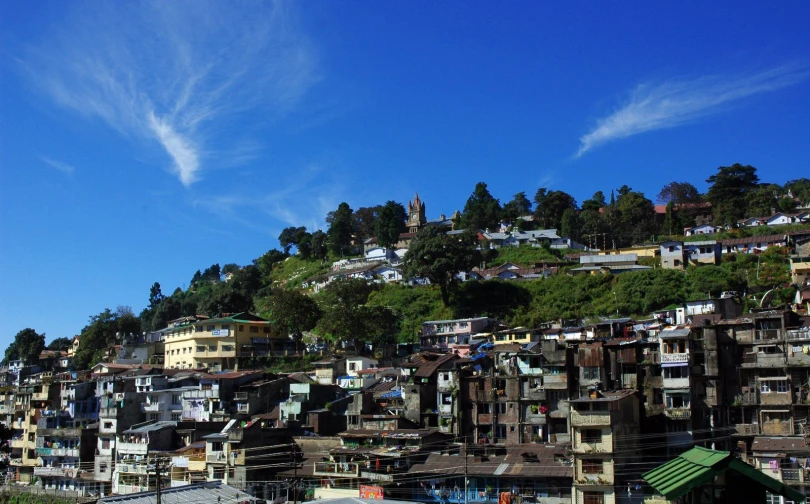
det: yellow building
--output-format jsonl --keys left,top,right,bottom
{"left": 790, "top": 256, "right": 810, "bottom": 286}
{"left": 598, "top": 244, "right": 660, "bottom": 259}
{"left": 492, "top": 327, "right": 541, "bottom": 345}
{"left": 163, "top": 312, "right": 283, "bottom": 372}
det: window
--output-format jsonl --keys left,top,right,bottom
{"left": 102, "top": 438, "right": 110, "bottom": 449}
{"left": 213, "top": 468, "right": 225, "bottom": 479}
{"left": 583, "top": 367, "right": 599, "bottom": 380}
{"left": 250, "top": 326, "right": 259, "bottom": 333}
{"left": 195, "top": 326, "right": 203, "bottom": 332}
{"left": 666, "top": 394, "right": 690, "bottom": 408}
{"left": 263, "top": 327, "right": 271, "bottom": 333}
{"left": 222, "top": 345, "right": 234, "bottom": 352}
{"left": 349, "top": 363, "right": 357, "bottom": 371}
{"left": 581, "top": 429, "right": 602, "bottom": 444}
{"left": 581, "top": 460, "right": 602, "bottom": 474}
{"left": 239, "top": 325, "right": 244, "bottom": 332}
{"left": 171, "top": 413, "right": 181, "bottom": 421}
{"left": 197, "top": 346, "right": 206, "bottom": 353}
{"left": 479, "top": 403, "right": 491, "bottom": 414}
{"left": 209, "top": 345, "right": 216, "bottom": 352}
{"left": 221, "top": 324, "right": 230, "bottom": 330}
{"left": 172, "top": 394, "right": 181, "bottom": 405}
{"left": 664, "top": 366, "right": 689, "bottom": 379}
{"left": 100, "top": 463, "right": 107, "bottom": 474}
{"left": 497, "top": 403, "right": 507, "bottom": 414}
{"left": 582, "top": 491, "right": 604, "bottom": 504}
{"left": 206, "top": 325, "right": 215, "bottom": 331}
{"left": 149, "top": 414, "right": 158, "bottom": 421}
{"left": 495, "top": 425, "right": 506, "bottom": 438}
{"left": 104, "top": 422, "right": 113, "bottom": 429}
{"left": 762, "top": 380, "right": 789, "bottom": 393}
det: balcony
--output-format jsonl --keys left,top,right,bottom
{"left": 313, "top": 462, "right": 360, "bottom": 477}
{"left": 741, "top": 353, "right": 785, "bottom": 368}
{"left": 521, "top": 387, "right": 546, "bottom": 401}
{"left": 34, "top": 467, "right": 78, "bottom": 478}
{"left": 360, "top": 471, "right": 395, "bottom": 482}
{"left": 755, "top": 329, "right": 782, "bottom": 341}
{"left": 117, "top": 463, "right": 152, "bottom": 474}
{"left": 234, "top": 392, "right": 249, "bottom": 401}
{"left": 787, "top": 329, "right": 810, "bottom": 342}
{"left": 118, "top": 442, "right": 149, "bottom": 455}
{"left": 571, "top": 411, "right": 612, "bottom": 427}
{"left": 664, "top": 408, "right": 692, "bottom": 420}
{"left": 549, "top": 401, "right": 569, "bottom": 419}
{"left": 543, "top": 374, "right": 568, "bottom": 389}
{"left": 661, "top": 353, "right": 688, "bottom": 364}
{"left": 35, "top": 447, "right": 79, "bottom": 457}
{"left": 184, "top": 388, "right": 219, "bottom": 399}
{"left": 523, "top": 407, "right": 547, "bottom": 424}
{"left": 141, "top": 402, "right": 165, "bottom": 412}
{"left": 207, "top": 451, "right": 227, "bottom": 463}
{"left": 38, "top": 428, "right": 82, "bottom": 437}
{"left": 733, "top": 423, "right": 758, "bottom": 435}
{"left": 780, "top": 468, "right": 804, "bottom": 483}
{"left": 576, "top": 470, "right": 614, "bottom": 486}
{"left": 663, "top": 377, "right": 690, "bottom": 389}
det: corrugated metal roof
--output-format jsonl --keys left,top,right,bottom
{"left": 643, "top": 446, "right": 805, "bottom": 502}
{"left": 100, "top": 481, "right": 255, "bottom": 504}
{"left": 659, "top": 328, "right": 691, "bottom": 339}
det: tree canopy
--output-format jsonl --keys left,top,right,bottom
{"left": 375, "top": 201, "right": 407, "bottom": 249}
{"left": 3, "top": 328, "right": 46, "bottom": 365}
{"left": 461, "top": 182, "right": 501, "bottom": 231}
{"left": 326, "top": 202, "right": 355, "bottom": 256}
{"left": 402, "top": 226, "right": 482, "bottom": 306}
{"left": 706, "top": 163, "right": 760, "bottom": 226}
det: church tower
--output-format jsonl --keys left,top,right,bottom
{"left": 407, "top": 193, "right": 427, "bottom": 233}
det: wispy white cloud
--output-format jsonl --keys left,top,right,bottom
{"left": 22, "top": 0, "right": 319, "bottom": 186}
{"left": 576, "top": 65, "right": 809, "bottom": 157}
{"left": 41, "top": 156, "right": 76, "bottom": 174}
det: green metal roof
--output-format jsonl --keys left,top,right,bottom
{"left": 643, "top": 446, "right": 805, "bottom": 503}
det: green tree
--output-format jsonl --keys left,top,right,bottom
{"left": 222, "top": 263, "right": 240, "bottom": 276}
{"left": 745, "top": 185, "right": 779, "bottom": 217}
{"left": 375, "top": 201, "right": 407, "bottom": 249}
{"left": 46, "top": 337, "right": 73, "bottom": 351}
{"left": 3, "top": 328, "right": 46, "bottom": 365}
{"left": 316, "top": 279, "right": 400, "bottom": 351}
{"left": 148, "top": 282, "right": 164, "bottom": 310}
{"left": 581, "top": 191, "right": 606, "bottom": 212}
{"left": 559, "top": 208, "right": 579, "bottom": 240}
{"left": 310, "top": 230, "right": 329, "bottom": 260}
{"left": 533, "top": 189, "right": 577, "bottom": 230}
{"left": 74, "top": 307, "right": 141, "bottom": 369}
{"left": 706, "top": 163, "right": 760, "bottom": 226}
{"left": 260, "top": 289, "right": 321, "bottom": 352}
{"left": 254, "top": 248, "right": 288, "bottom": 279}
{"left": 326, "top": 202, "right": 355, "bottom": 256}
{"left": 501, "top": 192, "right": 532, "bottom": 223}
{"left": 785, "top": 178, "right": 810, "bottom": 206}
{"left": 616, "top": 190, "right": 657, "bottom": 246}
{"left": 461, "top": 182, "right": 502, "bottom": 231}
{"left": 402, "top": 226, "right": 482, "bottom": 306}
{"left": 353, "top": 206, "right": 384, "bottom": 243}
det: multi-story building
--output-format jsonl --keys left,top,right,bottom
{"left": 163, "top": 312, "right": 282, "bottom": 371}
{"left": 421, "top": 317, "right": 494, "bottom": 350}
{"left": 113, "top": 421, "right": 177, "bottom": 494}
{"left": 570, "top": 390, "right": 639, "bottom": 504}
{"left": 35, "top": 413, "right": 98, "bottom": 494}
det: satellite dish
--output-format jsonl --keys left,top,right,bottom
{"left": 760, "top": 289, "right": 775, "bottom": 309}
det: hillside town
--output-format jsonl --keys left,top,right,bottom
{"left": 3, "top": 174, "right": 810, "bottom": 504}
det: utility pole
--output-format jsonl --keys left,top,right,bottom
{"left": 463, "top": 437, "right": 468, "bottom": 504}
{"left": 155, "top": 461, "right": 162, "bottom": 504}
{"left": 293, "top": 447, "right": 298, "bottom": 504}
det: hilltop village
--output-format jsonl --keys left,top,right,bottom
{"left": 4, "top": 170, "right": 810, "bottom": 504}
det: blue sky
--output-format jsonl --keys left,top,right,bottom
{"left": 1, "top": 1, "right": 809, "bottom": 347}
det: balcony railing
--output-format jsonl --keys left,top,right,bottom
{"left": 183, "top": 388, "right": 219, "bottom": 399}
{"left": 542, "top": 375, "right": 567, "bottom": 388}
{"left": 787, "top": 329, "right": 810, "bottom": 341}
{"left": 313, "top": 462, "right": 360, "bottom": 477}
{"left": 521, "top": 387, "right": 546, "bottom": 401}
{"left": 755, "top": 329, "right": 782, "bottom": 341}
{"left": 781, "top": 468, "right": 803, "bottom": 483}
{"left": 141, "top": 402, "right": 165, "bottom": 412}
{"left": 664, "top": 408, "right": 692, "bottom": 420}
{"left": 207, "top": 452, "right": 226, "bottom": 463}
{"left": 34, "top": 467, "right": 78, "bottom": 478}
{"left": 733, "top": 424, "right": 758, "bottom": 435}
{"left": 571, "top": 411, "right": 611, "bottom": 427}
{"left": 234, "top": 392, "right": 249, "bottom": 401}
{"left": 35, "top": 447, "right": 79, "bottom": 457}
{"left": 661, "top": 353, "right": 688, "bottom": 364}
{"left": 118, "top": 442, "right": 149, "bottom": 455}
{"left": 38, "top": 428, "right": 82, "bottom": 437}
